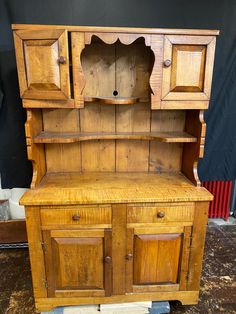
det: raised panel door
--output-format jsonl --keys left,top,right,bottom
{"left": 162, "top": 35, "right": 216, "bottom": 105}
{"left": 43, "top": 229, "right": 112, "bottom": 297}
{"left": 126, "top": 226, "right": 191, "bottom": 293}
{"left": 13, "top": 29, "right": 70, "bottom": 100}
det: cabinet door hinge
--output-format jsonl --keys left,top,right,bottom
{"left": 44, "top": 280, "right": 48, "bottom": 289}
{"left": 41, "top": 241, "right": 46, "bottom": 252}
{"left": 188, "top": 236, "right": 193, "bottom": 250}
{"left": 186, "top": 230, "right": 194, "bottom": 283}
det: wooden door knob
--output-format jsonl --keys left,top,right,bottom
{"left": 125, "top": 253, "right": 133, "bottom": 260}
{"left": 157, "top": 211, "right": 165, "bottom": 218}
{"left": 163, "top": 59, "right": 172, "bottom": 67}
{"left": 58, "top": 56, "right": 66, "bottom": 64}
{"left": 104, "top": 256, "right": 112, "bottom": 263}
{"left": 72, "top": 214, "right": 80, "bottom": 221}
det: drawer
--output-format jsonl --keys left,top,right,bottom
{"left": 40, "top": 205, "right": 112, "bottom": 227}
{"left": 127, "top": 203, "right": 194, "bottom": 223}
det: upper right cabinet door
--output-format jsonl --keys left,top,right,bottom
{"left": 162, "top": 35, "right": 216, "bottom": 105}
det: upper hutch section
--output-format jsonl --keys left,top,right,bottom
{"left": 13, "top": 24, "right": 218, "bottom": 110}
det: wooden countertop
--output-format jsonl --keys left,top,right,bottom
{"left": 20, "top": 172, "right": 213, "bottom": 206}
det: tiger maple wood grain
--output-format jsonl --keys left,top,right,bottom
{"left": 13, "top": 24, "right": 218, "bottom": 312}
{"left": 20, "top": 172, "right": 212, "bottom": 205}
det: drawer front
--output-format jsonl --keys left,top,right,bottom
{"left": 40, "top": 205, "right": 112, "bottom": 226}
{"left": 127, "top": 203, "right": 194, "bottom": 223}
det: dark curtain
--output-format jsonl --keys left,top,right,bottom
{"left": 0, "top": 0, "right": 236, "bottom": 188}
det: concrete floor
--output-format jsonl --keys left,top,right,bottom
{"left": 0, "top": 223, "right": 236, "bottom": 314}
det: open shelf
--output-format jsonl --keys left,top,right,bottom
{"left": 33, "top": 131, "right": 197, "bottom": 144}
{"left": 84, "top": 96, "right": 140, "bottom": 105}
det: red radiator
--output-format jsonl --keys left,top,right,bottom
{"left": 202, "top": 181, "right": 232, "bottom": 219}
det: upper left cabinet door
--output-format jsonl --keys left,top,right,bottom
{"left": 13, "top": 29, "right": 70, "bottom": 100}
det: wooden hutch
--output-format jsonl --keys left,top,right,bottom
{"left": 12, "top": 24, "right": 218, "bottom": 312}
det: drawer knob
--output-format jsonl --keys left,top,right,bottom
{"left": 125, "top": 253, "right": 133, "bottom": 260}
{"left": 163, "top": 59, "right": 172, "bottom": 67}
{"left": 72, "top": 214, "right": 80, "bottom": 221}
{"left": 157, "top": 211, "right": 165, "bottom": 218}
{"left": 58, "top": 56, "right": 66, "bottom": 64}
{"left": 104, "top": 256, "right": 112, "bottom": 263}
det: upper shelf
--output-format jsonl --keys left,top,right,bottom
{"left": 33, "top": 131, "right": 197, "bottom": 144}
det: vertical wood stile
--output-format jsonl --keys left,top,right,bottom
{"left": 25, "top": 206, "right": 47, "bottom": 298}
{"left": 179, "top": 226, "right": 192, "bottom": 291}
{"left": 125, "top": 228, "right": 134, "bottom": 293}
{"left": 150, "top": 35, "right": 164, "bottom": 109}
{"left": 112, "top": 204, "right": 127, "bottom": 295}
{"left": 104, "top": 229, "right": 113, "bottom": 296}
{"left": 71, "top": 32, "right": 86, "bottom": 108}
{"left": 187, "top": 202, "right": 209, "bottom": 291}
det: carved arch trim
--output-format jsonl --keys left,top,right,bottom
{"left": 74, "top": 32, "right": 163, "bottom": 109}
{"left": 84, "top": 32, "right": 151, "bottom": 46}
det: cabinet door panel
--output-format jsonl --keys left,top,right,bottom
{"left": 162, "top": 35, "right": 216, "bottom": 103}
{"left": 43, "top": 229, "right": 111, "bottom": 297}
{"left": 14, "top": 29, "right": 70, "bottom": 100}
{"left": 170, "top": 45, "right": 206, "bottom": 93}
{"left": 134, "top": 234, "right": 181, "bottom": 285}
{"left": 52, "top": 237, "right": 103, "bottom": 290}
{"left": 126, "top": 226, "right": 191, "bottom": 293}
{"left": 24, "top": 40, "right": 61, "bottom": 90}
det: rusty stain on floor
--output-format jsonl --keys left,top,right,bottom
{"left": 0, "top": 224, "right": 235, "bottom": 314}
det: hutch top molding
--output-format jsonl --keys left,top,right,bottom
{"left": 12, "top": 24, "right": 219, "bottom": 35}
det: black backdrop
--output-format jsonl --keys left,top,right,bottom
{"left": 0, "top": 0, "right": 236, "bottom": 188}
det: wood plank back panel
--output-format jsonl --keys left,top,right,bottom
{"left": 115, "top": 41, "right": 152, "bottom": 171}
{"left": 115, "top": 41, "right": 152, "bottom": 100}
{"left": 43, "top": 109, "right": 81, "bottom": 172}
{"left": 80, "top": 103, "right": 115, "bottom": 172}
{"left": 81, "top": 42, "right": 116, "bottom": 171}
{"left": 116, "top": 102, "right": 150, "bottom": 172}
{"left": 41, "top": 39, "right": 186, "bottom": 174}
{"left": 149, "top": 110, "right": 186, "bottom": 172}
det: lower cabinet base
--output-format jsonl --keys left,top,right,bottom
{"left": 35, "top": 291, "right": 199, "bottom": 312}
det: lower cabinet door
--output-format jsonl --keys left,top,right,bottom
{"left": 43, "top": 229, "right": 112, "bottom": 297}
{"left": 126, "top": 226, "right": 192, "bottom": 293}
